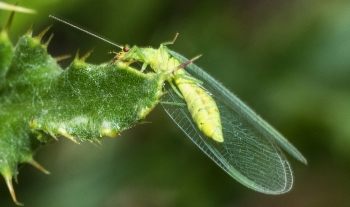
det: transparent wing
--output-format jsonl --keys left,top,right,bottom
{"left": 160, "top": 49, "right": 306, "bottom": 194}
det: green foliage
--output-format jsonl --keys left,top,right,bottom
{"left": 0, "top": 23, "right": 165, "bottom": 205}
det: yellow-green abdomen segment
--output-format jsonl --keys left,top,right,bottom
{"left": 174, "top": 69, "right": 223, "bottom": 142}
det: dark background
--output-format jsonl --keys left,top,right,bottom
{"left": 1, "top": 0, "right": 350, "bottom": 206}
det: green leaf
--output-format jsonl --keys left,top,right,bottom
{"left": 0, "top": 26, "right": 165, "bottom": 205}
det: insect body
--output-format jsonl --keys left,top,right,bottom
{"left": 115, "top": 36, "right": 307, "bottom": 194}
{"left": 116, "top": 41, "right": 223, "bottom": 142}
{"left": 173, "top": 68, "right": 223, "bottom": 142}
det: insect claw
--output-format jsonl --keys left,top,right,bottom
{"left": 28, "top": 159, "right": 50, "bottom": 174}
{"left": 4, "top": 176, "right": 23, "bottom": 206}
{"left": 140, "top": 63, "right": 148, "bottom": 72}
{"left": 155, "top": 90, "right": 166, "bottom": 99}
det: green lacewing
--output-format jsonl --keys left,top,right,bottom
{"left": 50, "top": 15, "right": 306, "bottom": 194}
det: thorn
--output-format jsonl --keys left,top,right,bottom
{"left": 75, "top": 49, "right": 80, "bottom": 60}
{"left": 64, "top": 134, "right": 80, "bottom": 144}
{"left": 29, "top": 117, "right": 38, "bottom": 129}
{"left": 14, "top": 174, "right": 18, "bottom": 184}
{"left": 91, "top": 139, "right": 102, "bottom": 147}
{"left": 28, "top": 159, "right": 50, "bottom": 174}
{"left": 54, "top": 54, "right": 71, "bottom": 62}
{"left": 58, "top": 128, "right": 80, "bottom": 144}
{"left": 4, "top": 8, "right": 16, "bottom": 32}
{"left": 95, "top": 139, "right": 102, "bottom": 145}
{"left": 36, "top": 24, "right": 53, "bottom": 41}
{"left": 44, "top": 33, "right": 54, "bottom": 47}
{"left": 80, "top": 48, "right": 94, "bottom": 62}
{"left": 4, "top": 176, "right": 23, "bottom": 206}
{"left": 26, "top": 25, "right": 34, "bottom": 36}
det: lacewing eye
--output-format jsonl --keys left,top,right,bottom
{"left": 123, "top": 45, "right": 130, "bottom": 52}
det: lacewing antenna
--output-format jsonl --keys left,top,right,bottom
{"left": 49, "top": 15, "right": 123, "bottom": 49}
{"left": 0, "top": 2, "right": 35, "bottom": 13}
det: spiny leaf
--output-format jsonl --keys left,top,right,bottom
{"left": 0, "top": 24, "right": 166, "bottom": 205}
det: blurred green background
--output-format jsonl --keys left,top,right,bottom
{"left": 1, "top": 0, "right": 350, "bottom": 206}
